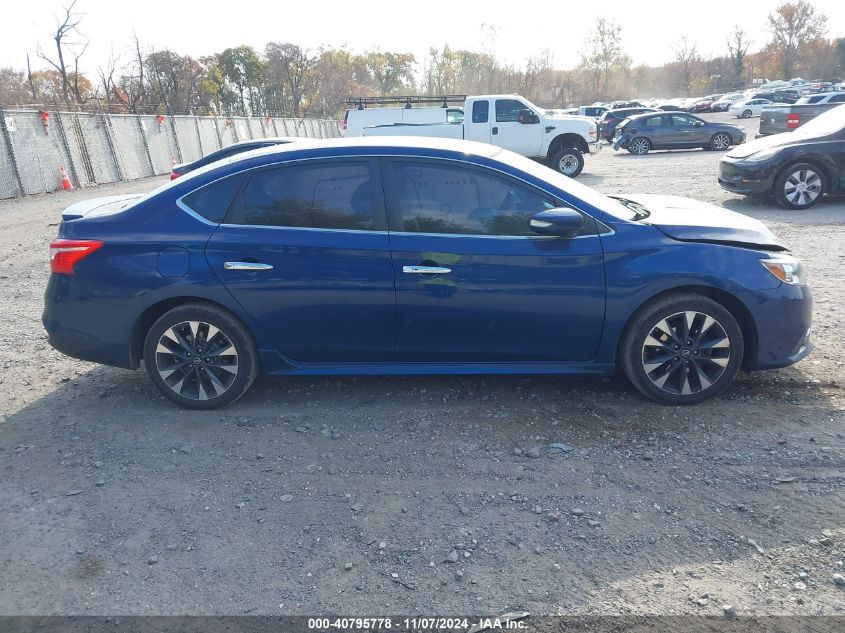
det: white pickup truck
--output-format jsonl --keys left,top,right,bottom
{"left": 361, "top": 94, "right": 600, "bottom": 177}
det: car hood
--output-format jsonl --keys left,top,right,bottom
{"left": 617, "top": 194, "right": 787, "bottom": 250}
{"left": 61, "top": 194, "right": 142, "bottom": 220}
{"left": 726, "top": 132, "right": 794, "bottom": 158}
{"left": 546, "top": 113, "right": 594, "bottom": 124}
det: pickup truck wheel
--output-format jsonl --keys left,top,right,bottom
{"left": 773, "top": 162, "right": 826, "bottom": 209}
{"left": 550, "top": 147, "right": 584, "bottom": 177}
{"left": 628, "top": 137, "right": 651, "bottom": 155}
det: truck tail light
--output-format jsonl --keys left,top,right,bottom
{"left": 787, "top": 114, "right": 800, "bottom": 129}
{"left": 50, "top": 239, "right": 103, "bottom": 275}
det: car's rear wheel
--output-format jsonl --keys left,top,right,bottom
{"left": 741, "top": 109, "right": 752, "bottom": 118}
{"left": 550, "top": 147, "right": 585, "bottom": 177}
{"left": 143, "top": 303, "right": 258, "bottom": 409}
{"left": 620, "top": 294, "right": 743, "bottom": 405}
{"left": 709, "top": 132, "right": 732, "bottom": 151}
{"left": 773, "top": 162, "right": 826, "bottom": 209}
{"left": 628, "top": 137, "right": 651, "bottom": 155}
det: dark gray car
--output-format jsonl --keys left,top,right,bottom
{"left": 612, "top": 112, "right": 746, "bottom": 155}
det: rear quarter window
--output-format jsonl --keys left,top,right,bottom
{"left": 181, "top": 174, "right": 245, "bottom": 223}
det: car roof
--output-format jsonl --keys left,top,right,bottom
{"left": 213, "top": 136, "right": 503, "bottom": 168}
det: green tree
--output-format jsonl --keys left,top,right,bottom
{"left": 217, "top": 45, "right": 266, "bottom": 115}
{"left": 365, "top": 51, "right": 415, "bottom": 95}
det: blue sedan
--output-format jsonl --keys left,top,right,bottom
{"left": 43, "top": 138, "right": 812, "bottom": 408}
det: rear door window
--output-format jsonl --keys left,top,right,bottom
{"left": 472, "top": 101, "right": 489, "bottom": 123}
{"left": 227, "top": 161, "right": 379, "bottom": 231}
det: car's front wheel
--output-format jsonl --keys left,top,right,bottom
{"left": 143, "top": 303, "right": 258, "bottom": 409}
{"left": 741, "top": 109, "right": 752, "bottom": 118}
{"left": 550, "top": 147, "right": 585, "bottom": 177}
{"left": 620, "top": 294, "right": 744, "bottom": 405}
{"left": 773, "top": 162, "right": 826, "bottom": 209}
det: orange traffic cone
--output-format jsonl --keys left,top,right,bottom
{"left": 59, "top": 166, "right": 73, "bottom": 191}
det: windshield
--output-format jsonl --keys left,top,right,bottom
{"left": 492, "top": 148, "right": 636, "bottom": 221}
{"left": 794, "top": 103, "right": 845, "bottom": 137}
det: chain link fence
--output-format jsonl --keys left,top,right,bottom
{"left": 0, "top": 106, "right": 341, "bottom": 199}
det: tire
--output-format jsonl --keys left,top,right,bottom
{"left": 741, "top": 109, "right": 752, "bottom": 119}
{"left": 550, "top": 147, "right": 585, "bottom": 177}
{"left": 628, "top": 137, "right": 651, "bottom": 155}
{"left": 773, "top": 162, "right": 826, "bottom": 210}
{"left": 143, "top": 302, "right": 259, "bottom": 409}
{"left": 709, "top": 132, "right": 732, "bottom": 151}
{"left": 619, "top": 293, "right": 744, "bottom": 405}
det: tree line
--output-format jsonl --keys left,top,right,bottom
{"left": 0, "top": 0, "right": 842, "bottom": 118}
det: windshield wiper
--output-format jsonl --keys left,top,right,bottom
{"left": 609, "top": 195, "right": 651, "bottom": 220}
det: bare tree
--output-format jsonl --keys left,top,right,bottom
{"left": 768, "top": 1, "right": 827, "bottom": 79}
{"left": 37, "top": 0, "right": 87, "bottom": 103}
{"left": 579, "top": 18, "right": 631, "bottom": 100}
{"left": 673, "top": 36, "right": 700, "bottom": 94}
{"left": 96, "top": 48, "right": 120, "bottom": 104}
{"left": 726, "top": 26, "right": 751, "bottom": 85}
{"left": 26, "top": 53, "right": 37, "bottom": 101}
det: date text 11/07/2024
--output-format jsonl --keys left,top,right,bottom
{"left": 307, "top": 616, "right": 528, "bottom": 631}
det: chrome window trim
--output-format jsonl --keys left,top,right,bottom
{"left": 218, "top": 223, "right": 388, "bottom": 236}
{"left": 174, "top": 151, "right": 616, "bottom": 237}
{"left": 176, "top": 198, "right": 218, "bottom": 226}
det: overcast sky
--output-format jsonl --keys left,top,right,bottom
{"left": 2, "top": 0, "right": 843, "bottom": 76}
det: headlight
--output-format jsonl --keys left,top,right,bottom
{"left": 761, "top": 255, "right": 804, "bottom": 285}
{"left": 742, "top": 147, "right": 781, "bottom": 162}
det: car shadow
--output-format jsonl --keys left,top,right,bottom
{"left": 1, "top": 363, "right": 840, "bottom": 613}
{"left": 722, "top": 195, "right": 845, "bottom": 225}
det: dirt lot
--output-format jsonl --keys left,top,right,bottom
{"left": 1, "top": 116, "right": 844, "bottom": 617}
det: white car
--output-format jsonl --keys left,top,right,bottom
{"left": 729, "top": 98, "right": 774, "bottom": 118}
{"left": 711, "top": 93, "right": 746, "bottom": 111}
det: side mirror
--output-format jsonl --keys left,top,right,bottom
{"left": 518, "top": 109, "right": 540, "bottom": 124}
{"left": 530, "top": 208, "right": 583, "bottom": 237}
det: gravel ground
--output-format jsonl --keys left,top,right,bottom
{"left": 1, "top": 116, "right": 844, "bottom": 617}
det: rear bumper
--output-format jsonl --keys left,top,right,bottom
{"left": 43, "top": 275, "right": 136, "bottom": 369}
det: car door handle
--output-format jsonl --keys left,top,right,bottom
{"left": 492, "top": 126, "right": 498, "bottom": 135}
{"left": 402, "top": 265, "right": 451, "bottom": 275}
{"left": 224, "top": 261, "right": 274, "bottom": 271}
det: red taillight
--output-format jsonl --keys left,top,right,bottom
{"left": 787, "top": 114, "right": 800, "bottom": 128}
{"left": 170, "top": 171, "right": 182, "bottom": 180}
{"left": 50, "top": 239, "right": 103, "bottom": 275}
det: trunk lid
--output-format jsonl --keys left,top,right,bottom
{"left": 61, "top": 194, "right": 141, "bottom": 221}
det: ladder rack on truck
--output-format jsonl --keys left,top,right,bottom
{"left": 345, "top": 95, "right": 467, "bottom": 110}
